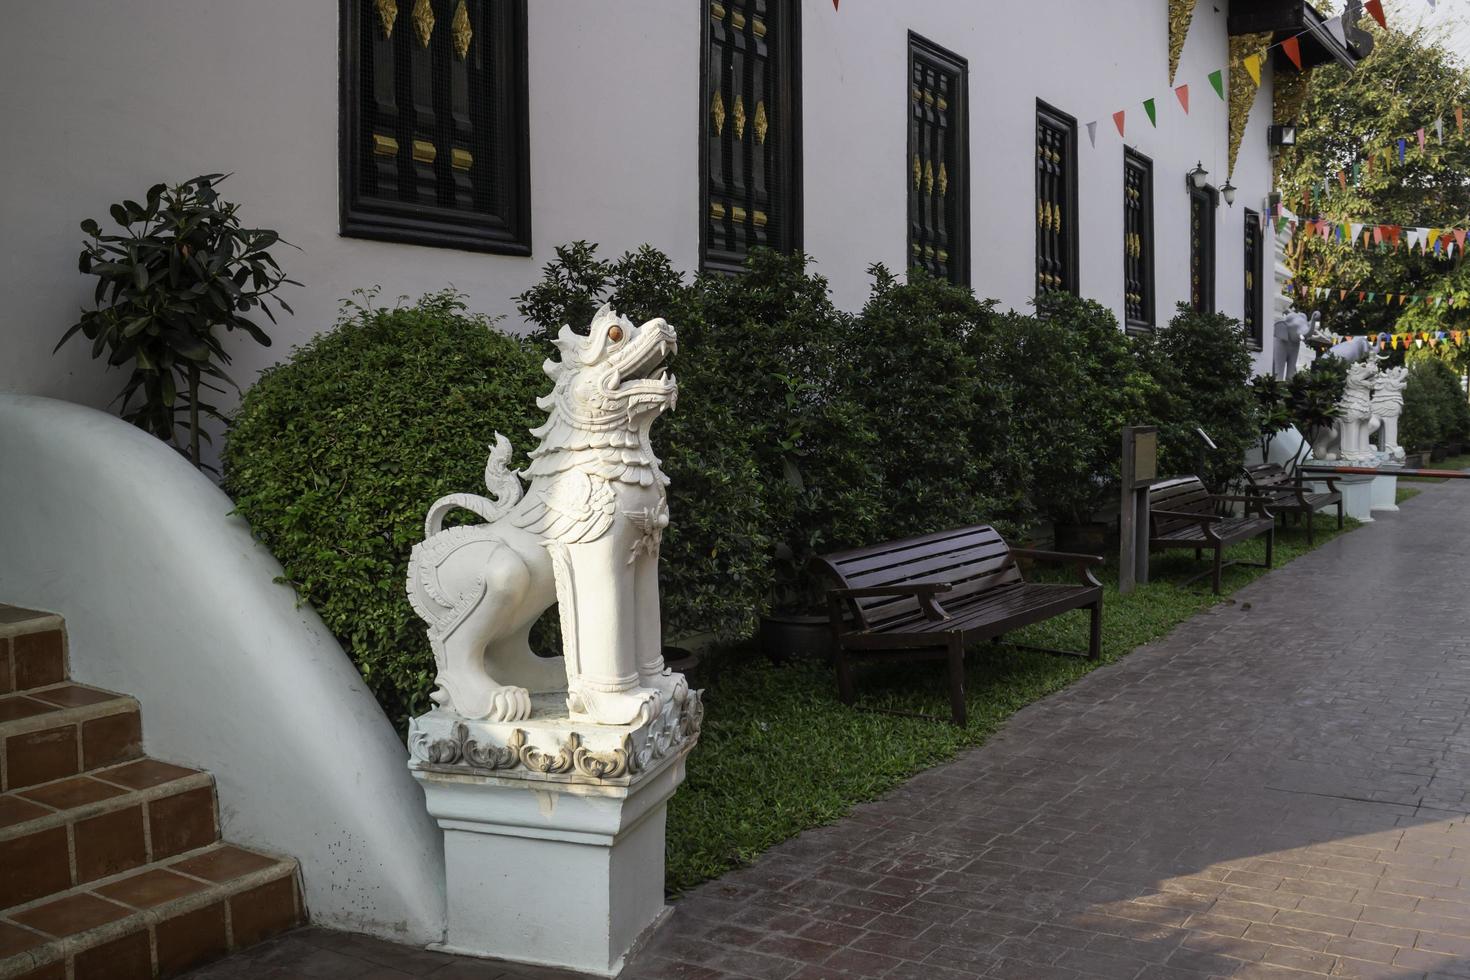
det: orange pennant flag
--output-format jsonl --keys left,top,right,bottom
{"left": 1458, "top": 107, "right": 1465, "bottom": 134}
{"left": 1358, "top": 292, "right": 1366, "bottom": 301}
{"left": 1365, "top": 0, "right": 1386, "bottom": 28}
{"left": 1113, "top": 110, "right": 1126, "bottom": 137}
{"left": 1282, "top": 36, "right": 1303, "bottom": 71}
{"left": 1175, "top": 84, "right": 1190, "bottom": 114}
{"left": 1340, "top": 290, "right": 1348, "bottom": 301}
{"left": 1338, "top": 170, "right": 1347, "bottom": 189}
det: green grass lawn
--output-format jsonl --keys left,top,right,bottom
{"left": 1396, "top": 485, "right": 1423, "bottom": 505}
{"left": 665, "top": 512, "right": 1357, "bottom": 893}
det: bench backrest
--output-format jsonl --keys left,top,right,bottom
{"left": 813, "top": 524, "right": 1022, "bottom": 630}
{"left": 1243, "top": 462, "right": 1292, "bottom": 489}
{"left": 1148, "top": 476, "right": 1214, "bottom": 535}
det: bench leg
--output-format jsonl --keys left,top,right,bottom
{"left": 1265, "top": 527, "right": 1275, "bottom": 568}
{"left": 1194, "top": 547, "right": 1202, "bottom": 561}
{"left": 1088, "top": 601, "right": 1102, "bottom": 661}
{"left": 946, "top": 636, "right": 967, "bottom": 727}
{"left": 1337, "top": 499, "right": 1344, "bottom": 529}
{"left": 1211, "top": 547, "right": 1223, "bottom": 594}
{"left": 1306, "top": 508, "right": 1315, "bottom": 545}
{"left": 834, "top": 647, "right": 856, "bottom": 707}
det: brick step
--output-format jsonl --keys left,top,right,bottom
{"left": 0, "top": 841, "right": 303, "bottom": 980}
{"left": 0, "top": 608, "right": 67, "bottom": 696}
{"left": 1, "top": 758, "right": 221, "bottom": 908}
{"left": 0, "top": 683, "right": 143, "bottom": 792}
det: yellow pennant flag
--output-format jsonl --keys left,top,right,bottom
{"left": 1244, "top": 53, "right": 1263, "bottom": 87}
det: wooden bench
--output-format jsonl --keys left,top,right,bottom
{"left": 813, "top": 525, "right": 1103, "bottom": 726}
{"left": 1148, "top": 476, "right": 1275, "bottom": 594}
{"left": 1242, "top": 462, "right": 1343, "bottom": 544}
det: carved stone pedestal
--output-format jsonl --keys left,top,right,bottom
{"left": 1370, "top": 461, "right": 1401, "bottom": 514}
{"left": 408, "top": 691, "right": 701, "bottom": 977}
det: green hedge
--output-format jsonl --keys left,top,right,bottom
{"left": 1401, "top": 353, "right": 1470, "bottom": 450}
{"left": 224, "top": 249, "right": 1264, "bottom": 725}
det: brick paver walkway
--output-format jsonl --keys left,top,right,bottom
{"left": 190, "top": 479, "right": 1470, "bottom": 980}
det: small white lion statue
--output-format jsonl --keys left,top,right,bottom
{"left": 405, "top": 305, "right": 686, "bottom": 727}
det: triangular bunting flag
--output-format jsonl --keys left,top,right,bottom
{"left": 1143, "top": 98, "right": 1157, "bottom": 127}
{"left": 1399, "top": 138, "right": 1407, "bottom": 162}
{"left": 1368, "top": 293, "right": 1376, "bottom": 302}
{"left": 1244, "top": 53, "right": 1263, "bottom": 87}
{"left": 1358, "top": 292, "right": 1366, "bottom": 301}
{"left": 1282, "top": 36, "right": 1303, "bottom": 71}
{"left": 1417, "top": 128, "right": 1427, "bottom": 151}
{"left": 1340, "top": 290, "right": 1347, "bottom": 301}
{"left": 1338, "top": 170, "right": 1347, "bottom": 189}
{"left": 1208, "top": 69, "right": 1224, "bottom": 100}
{"left": 1436, "top": 117, "right": 1444, "bottom": 143}
{"left": 1086, "top": 121, "right": 1098, "bottom": 147}
{"left": 1113, "top": 110, "right": 1126, "bottom": 137}
{"left": 1351, "top": 222, "right": 1364, "bottom": 243}
{"left": 1455, "top": 229, "right": 1466, "bottom": 248}
{"left": 1457, "top": 107, "right": 1464, "bottom": 134}
{"left": 1365, "top": 0, "right": 1386, "bottom": 28}
{"left": 1175, "top": 84, "right": 1190, "bottom": 113}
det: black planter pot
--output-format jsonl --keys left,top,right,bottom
{"left": 662, "top": 645, "right": 701, "bottom": 678}
{"left": 1431, "top": 445, "right": 1449, "bottom": 462}
{"left": 1052, "top": 521, "right": 1108, "bottom": 555}
{"left": 758, "top": 612, "right": 833, "bottom": 664}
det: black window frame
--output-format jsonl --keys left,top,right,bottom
{"left": 1123, "top": 147, "right": 1155, "bottom": 333}
{"left": 1243, "top": 207, "right": 1264, "bottom": 350}
{"left": 1035, "top": 100, "right": 1079, "bottom": 297}
{"left": 1188, "top": 183, "right": 1217, "bottom": 313}
{"left": 906, "top": 32, "right": 969, "bottom": 286}
{"left": 699, "top": 0, "right": 803, "bottom": 274}
{"left": 338, "top": 0, "right": 531, "bottom": 255}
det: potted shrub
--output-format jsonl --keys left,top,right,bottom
{"left": 992, "top": 293, "right": 1150, "bottom": 551}
{"left": 1250, "top": 373, "right": 1291, "bottom": 462}
{"left": 60, "top": 174, "right": 297, "bottom": 469}
{"left": 1133, "top": 305, "right": 1259, "bottom": 491}
{"left": 1285, "top": 356, "right": 1347, "bottom": 472}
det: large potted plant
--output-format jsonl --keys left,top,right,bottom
{"left": 993, "top": 293, "right": 1150, "bottom": 552}
{"left": 1285, "top": 356, "right": 1347, "bottom": 472}
{"left": 59, "top": 174, "right": 297, "bottom": 469}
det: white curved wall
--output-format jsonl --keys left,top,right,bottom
{"left": 0, "top": 393, "right": 445, "bottom": 945}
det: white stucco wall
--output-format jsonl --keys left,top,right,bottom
{"left": 0, "top": 393, "right": 446, "bottom": 944}
{"left": 1, "top": 0, "right": 1277, "bottom": 413}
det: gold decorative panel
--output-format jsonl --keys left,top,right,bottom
{"left": 451, "top": 1, "right": 472, "bottom": 59}
{"left": 710, "top": 91, "right": 726, "bottom": 136}
{"left": 412, "top": 139, "right": 437, "bottom": 164}
{"left": 451, "top": 148, "right": 473, "bottom": 171}
{"left": 913, "top": 155, "right": 922, "bottom": 191}
{"left": 412, "top": 0, "right": 434, "bottom": 48}
{"left": 733, "top": 96, "right": 746, "bottom": 139}
{"left": 754, "top": 102, "right": 768, "bottom": 144}
{"left": 923, "top": 159, "right": 934, "bottom": 195}
{"left": 1228, "top": 31, "right": 1271, "bottom": 177}
{"left": 372, "top": 133, "right": 399, "bottom": 156}
{"left": 1168, "top": 0, "right": 1199, "bottom": 85}
{"left": 938, "top": 162, "right": 948, "bottom": 198}
{"left": 374, "top": 0, "right": 398, "bottom": 39}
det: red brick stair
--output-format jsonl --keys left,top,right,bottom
{"left": 0, "top": 605, "right": 304, "bottom": 979}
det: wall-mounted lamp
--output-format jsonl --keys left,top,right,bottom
{"left": 1268, "top": 123, "right": 1298, "bottom": 147}
{"left": 1220, "top": 178, "right": 1237, "bottom": 207}
{"left": 1187, "top": 161, "right": 1209, "bottom": 190}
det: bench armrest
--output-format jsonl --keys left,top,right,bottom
{"left": 826, "top": 582, "right": 954, "bottom": 626}
{"left": 1012, "top": 549, "right": 1103, "bottom": 588}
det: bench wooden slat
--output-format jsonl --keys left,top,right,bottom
{"left": 1242, "top": 463, "right": 1345, "bottom": 545}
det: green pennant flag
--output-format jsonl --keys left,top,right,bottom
{"left": 1368, "top": 292, "right": 1376, "bottom": 302}
{"left": 1143, "top": 98, "right": 1157, "bottom": 127}
{"left": 1208, "top": 69, "right": 1225, "bottom": 100}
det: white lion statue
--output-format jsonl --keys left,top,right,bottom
{"left": 1313, "top": 360, "right": 1380, "bottom": 462}
{"left": 405, "top": 305, "right": 687, "bottom": 727}
{"left": 1371, "top": 365, "right": 1408, "bottom": 461}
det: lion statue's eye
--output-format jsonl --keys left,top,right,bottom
{"left": 608, "top": 325, "right": 623, "bottom": 342}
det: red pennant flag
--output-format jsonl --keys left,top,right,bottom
{"left": 1373, "top": 226, "right": 1384, "bottom": 244}
{"left": 1358, "top": 292, "right": 1366, "bottom": 301}
{"left": 1365, "top": 0, "right": 1387, "bottom": 28}
{"left": 1417, "top": 128, "right": 1427, "bottom": 150}
{"left": 1456, "top": 229, "right": 1467, "bottom": 248}
{"left": 1113, "top": 110, "right": 1126, "bottom": 137}
{"left": 832, "top": 0, "right": 839, "bottom": 8}
{"left": 1175, "top": 84, "right": 1190, "bottom": 114}
{"left": 1282, "top": 37, "right": 1303, "bottom": 71}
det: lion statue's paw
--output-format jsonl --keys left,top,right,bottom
{"left": 640, "top": 667, "right": 688, "bottom": 709}
{"left": 567, "top": 685, "right": 660, "bottom": 728}
{"left": 484, "top": 686, "right": 533, "bottom": 722}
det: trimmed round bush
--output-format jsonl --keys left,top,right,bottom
{"left": 223, "top": 290, "right": 548, "bottom": 726}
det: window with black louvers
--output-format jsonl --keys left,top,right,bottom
{"left": 1244, "top": 208, "right": 1263, "bottom": 348}
{"left": 1189, "top": 184, "right": 1216, "bottom": 313}
{"left": 1036, "top": 102, "right": 1078, "bottom": 297}
{"left": 1123, "top": 148, "right": 1154, "bottom": 330}
{"left": 908, "top": 34, "right": 969, "bottom": 286}
{"left": 702, "top": 0, "right": 801, "bottom": 273}
{"left": 341, "top": 0, "right": 529, "bottom": 253}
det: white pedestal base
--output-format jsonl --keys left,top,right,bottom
{"left": 1370, "top": 472, "right": 1400, "bottom": 513}
{"left": 408, "top": 692, "right": 702, "bottom": 977}
{"left": 1308, "top": 471, "right": 1376, "bottom": 522}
